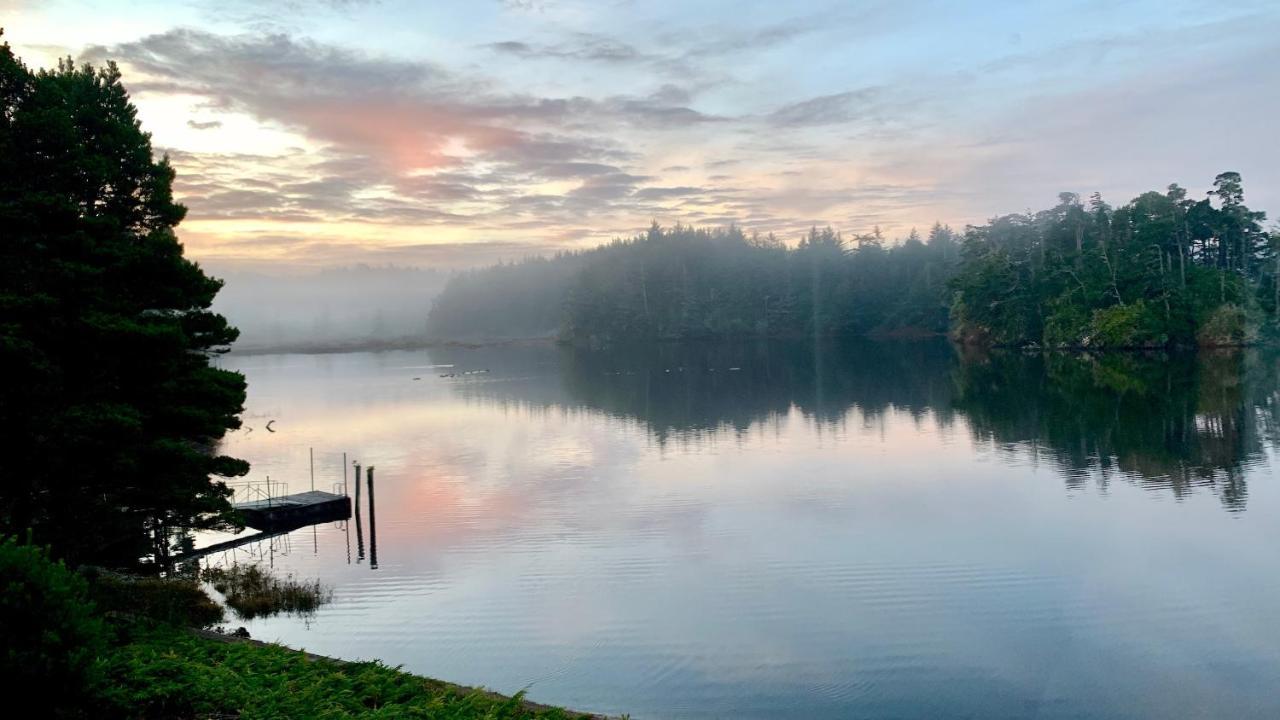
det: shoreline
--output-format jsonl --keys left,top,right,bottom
{"left": 72, "top": 567, "right": 614, "bottom": 718}
{"left": 105, "top": 620, "right": 611, "bottom": 719}
{"left": 226, "top": 330, "right": 954, "bottom": 356}
{"left": 192, "top": 628, "right": 611, "bottom": 718}
{"left": 227, "top": 335, "right": 558, "bottom": 356}
{"left": 227, "top": 332, "right": 1273, "bottom": 358}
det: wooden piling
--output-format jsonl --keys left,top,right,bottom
{"left": 366, "top": 465, "right": 378, "bottom": 570}
{"left": 353, "top": 462, "right": 364, "bottom": 562}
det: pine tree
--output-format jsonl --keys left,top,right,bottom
{"left": 0, "top": 36, "right": 248, "bottom": 566}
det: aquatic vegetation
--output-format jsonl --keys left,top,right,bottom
{"left": 203, "top": 563, "right": 332, "bottom": 619}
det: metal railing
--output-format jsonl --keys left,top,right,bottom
{"left": 227, "top": 478, "right": 289, "bottom": 507}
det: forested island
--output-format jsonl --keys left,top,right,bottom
{"left": 429, "top": 178, "right": 1275, "bottom": 349}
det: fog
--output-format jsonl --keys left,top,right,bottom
{"left": 211, "top": 266, "right": 447, "bottom": 352}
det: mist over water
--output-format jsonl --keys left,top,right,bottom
{"left": 210, "top": 266, "right": 447, "bottom": 351}
{"left": 209, "top": 341, "right": 1280, "bottom": 719}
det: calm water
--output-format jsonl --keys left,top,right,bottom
{"left": 209, "top": 340, "right": 1280, "bottom": 719}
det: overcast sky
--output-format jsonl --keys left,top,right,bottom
{"left": 5, "top": 0, "right": 1278, "bottom": 270}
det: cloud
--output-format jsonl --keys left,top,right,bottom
{"left": 199, "top": 237, "right": 567, "bottom": 273}
{"left": 498, "top": 0, "right": 548, "bottom": 12}
{"left": 484, "top": 33, "right": 649, "bottom": 64}
{"left": 941, "top": 39, "right": 1280, "bottom": 222}
{"left": 86, "top": 30, "right": 494, "bottom": 171}
{"left": 46, "top": 1, "right": 1276, "bottom": 272}
{"left": 633, "top": 186, "right": 703, "bottom": 201}
{"left": 86, "top": 29, "right": 718, "bottom": 173}
{"left": 679, "top": 15, "right": 830, "bottom": 59}
{"left": 979, "top": 13, "right": 1273, "bottom": 77}
{"left": 767, "top": 87, "right": 888, "bottom": 128}
{"left": 71, "top": 26, "right": 773, "bottom": 262}
{"left": 487, "top": 40, "right": 532, "bottom": 54}
{"left": 70, "top": 15, "right": 982, "bottom": 256}
{"left": 193, "top": 0, "right": 383, "bottom": 35}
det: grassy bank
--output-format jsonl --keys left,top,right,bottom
{"left": 89, "top": 566, "right": 606, "bottom": 719}
{"left": 105, "top": 622, "right": 601, "bottom": 719}
{"left": 3, "top": 540, "right": 604, "bottom": 718}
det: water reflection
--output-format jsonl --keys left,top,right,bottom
{"left": 215, "top": 342, "right": 1280, "bottom": 719}
{"left": 953, "top": 349, "right": 1267, "bottom": 512}
{"left": 437, "top": 340, "right": 1280, "bottom": 512}
{"left": 442, "top": 339, "right": 955, "bottom": 436}
{"left": 366, "top": 465, "right": 379, "bottom": 570}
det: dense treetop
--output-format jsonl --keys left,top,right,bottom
{"left": 0, "top": 33, "right": 246, "bottom": 567}
{"left": 952, "top": 174, "right": 1273, "bottom": 348}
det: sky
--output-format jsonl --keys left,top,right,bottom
{"left": 4, "top": 0, "right": 1279, "bottom": 272}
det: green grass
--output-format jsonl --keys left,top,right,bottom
{"left": 102, "top": 621, "right": 598, "bottom": 719}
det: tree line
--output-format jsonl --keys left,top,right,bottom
{"left": 428, "top": 222, "right": 961, "bottom": 343}
{"left": 428, "top": 174, "right": 1275, "bottom": 348}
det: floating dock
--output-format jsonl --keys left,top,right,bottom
{"left": 234, "top": 490, "right": 351, "bottom": 530}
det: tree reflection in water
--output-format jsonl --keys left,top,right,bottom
{"left": 438, "top": 339, "right": 1280, "bottom": 512}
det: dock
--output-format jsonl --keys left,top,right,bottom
{"left": 234, "top": 490, "right": 351, "bottom": 530}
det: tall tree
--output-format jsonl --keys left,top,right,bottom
{"left": 0, "top": 35, "right": 247, "bottom": 567}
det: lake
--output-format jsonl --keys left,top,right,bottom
{"left": 209, "top": 340, "right": 1280, "bottom": 719}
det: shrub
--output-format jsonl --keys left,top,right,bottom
{"left": 82, "top": 568, "right": 224, "bottom": 628}
{"left": 0, "top": 537, "right": 108, "bottom": 712}
{"left": 1043, "top": 302, "right": 1090, "bottom": 347}
{"left": 1087, "top": 300, "right": 1168, "bottom": 348}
